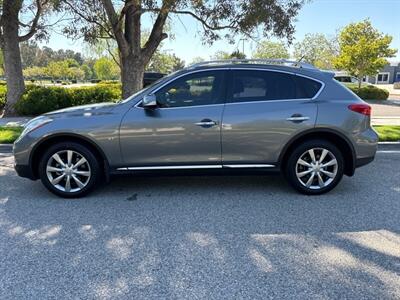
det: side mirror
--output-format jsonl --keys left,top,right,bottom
{"left": 142, "top": 94, "right": 157, "bottom": 108}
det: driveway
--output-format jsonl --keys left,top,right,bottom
{"left": 0, "top": 150, "right": 399, "bottom": 299}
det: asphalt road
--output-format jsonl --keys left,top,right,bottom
{"left": 0, "top": 150, "right": 399, "bottom": 299}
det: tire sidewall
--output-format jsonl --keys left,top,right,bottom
{"left": 285, "top": 140, "right": 344, "bottom": 195}
{"left": 38, "top": 142, "right": 100, "bottom": 198}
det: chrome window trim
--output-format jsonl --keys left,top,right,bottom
{"left": 116, "top": 164, "right": 276, "bottom": 171}
{"left": 134, "top": 67, "right": 325, "bottom": 109}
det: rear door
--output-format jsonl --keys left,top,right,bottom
{"left": 221, "top": 69, "right": 321, "bottom": 165}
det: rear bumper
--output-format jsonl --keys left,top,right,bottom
{"left": 355, "top": 156, "right": 375, "bottom": 168}
{"left": 14, "top": 164, "right": 36, "bottom": 180}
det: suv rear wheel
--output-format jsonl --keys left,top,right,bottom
{"left": 285, "top": 140, "right": 344, "bottom": 195}
{"left": 38, "top": 142, "right": 100, "bottom": 198}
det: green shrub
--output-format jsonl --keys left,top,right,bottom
{"left": 0, "top": 85, "right": 6, "bottom": 109}
{"left": 348, "top": 85, "right": 389, "bottom": 100}
{"left": 15, "top": 84, "right": 122, "bottom": 116}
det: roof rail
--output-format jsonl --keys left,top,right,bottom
{"left": 189, "top": 59, "right": 318, "bottom": 70}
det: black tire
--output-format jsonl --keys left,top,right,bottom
{"left": 284, "top": 139, "right": 344, "bottom": 195}
{"left": 38, "top": 142, "right": 101, "bottom": 198}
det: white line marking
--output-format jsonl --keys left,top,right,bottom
{"left": 377, "top": 150, "right": 400, "bottom": 154}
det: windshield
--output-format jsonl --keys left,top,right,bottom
{"left": 119, "top": 70, "right": 182, "bottom": 104}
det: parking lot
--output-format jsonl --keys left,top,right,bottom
{"left": 0, "top": 148, "right": 399, "bottom": 299}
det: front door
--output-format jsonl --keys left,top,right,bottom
{"left": 221, "top": 69, "right": 320, "bottom": 165}
{"left": 119, "top": 70, "right": 226, "bottom": 167}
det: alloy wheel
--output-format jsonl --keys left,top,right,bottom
{"left": 46, "top": 150, "right": 91, "bottom": 193}
{"left": 295, "top": 148, "right": 338, "bottom": 190}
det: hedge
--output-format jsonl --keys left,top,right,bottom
{"left": 347, "top": 85, "right": 389, "bottom": 100}
{"left": 0, "top": 85, "right": 6, "bottom": 109}
{"left": 15, "top": 84, "right": 121, "bottom": 116}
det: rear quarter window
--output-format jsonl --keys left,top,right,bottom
{"left": 294, "top": 76, "right": 322, "bottom": 99}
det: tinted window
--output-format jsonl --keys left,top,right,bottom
{"left": 155, "top": 71, "right": 224, "bottom": 108}
{"left": 293, "top": 75, "right": 322, "bottom": 99}
{"left": 229, "top": 70, "right": 296, "bottom": 102}
{"left": 228, "top": 70, "right": 322, "bottom": 102}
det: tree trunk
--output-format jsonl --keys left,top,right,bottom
{"left": 2, "top": 0, "right": 25, "bottom": 117}
{"left": 358, "top": 76, "right": 362, "bottom": 90}
{"left": 120, "top": 54, "right": 144, "bottom": 99}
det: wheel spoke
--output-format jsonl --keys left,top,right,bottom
{"left": 322, "top": 159, "right": 337, "bottom": 168}
{"left": 297, "top": 169, "right": 313, "bottom": 178}
{"left": 52, "top": 153, "right": 66, "bottom": 167}
{"left": 305, "top": 172, "right": 315, "bottom": 187}
{"left": 319, "top": 149, "right": 328, "bottom": 163}
{"left": 73, "top": 170, "right": 90, "bottom": 177}
{"left": 65, "top": 175, "right": 71, "bottom": 192}
{"left": 71, "top": 174, "right": 85, "bottom": 189}
{"left": 320, "top": 169, "right": 335, "bottom": 178}
{"left": 73, "top": 157, "right": 87, "bottom": 168}
{"left": 317, "top": 172, "right": 325, "bottom": 187}
{"left": 51, "top": 173, "right": 65, "bottom": 185}
{"left": 308, "top": 149, "right": 316, "bottom": 163}
{"left": 47, "top": 166, "right": 63, "bottom": 173}
{"left": 297, "top": 159, "right": 312, "bottom": 167}
{"left": 67, "top": 150, "right": 73, "bottom": 166}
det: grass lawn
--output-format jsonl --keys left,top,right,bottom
{"left": 0, "top": 125, "right": 399, "bottom": 144}
{"left": 0, "top": 126, "right": 23, "bottom": 144}
{"left": 374, "top": 125, "right": 400, "bottom": 142}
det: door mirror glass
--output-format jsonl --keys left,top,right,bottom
{"left": 142, "top": 94, "right": 157, "bottom": 108}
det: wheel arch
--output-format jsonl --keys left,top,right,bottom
{"left": 279, "top": 128, "right": 356, "bottom": 176}
{"left": 29, "top": 133, "right": 109, "bottom": 179}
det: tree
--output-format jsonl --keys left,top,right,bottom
{"left": 45, "top": 60, "right": 69, "bottom": 81}
{"left": 147, "top": 51, "right": 185, "bottom": 74}
{"left": 212, "top": 50, "right": 246, "bottom": 60}
{"left": 93, "top": 57, "right": 119, "bottom": 80}
{"left": 252, "top": 41, "right": 289, "bottom": 59}
{"left": 23, "top": 66, "right": 46, "bottom": 81}
{"left": 80, "top": 64, "right": 93, "bottom": 80}
{"left": 62, "top": 0, "right": 305, "bottom": 99}
{"left": 293, "top": 33, "right": 338, "bottom": 69}
{"left": 68, "top": 67, "right": 85, "bottom": 81}
{"left": 0, "top": 0, "right": 56, "bottom": 115}
{"left": 334, "top": 20, "right": 397, "bottom": 89}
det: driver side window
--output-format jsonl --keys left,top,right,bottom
{"left": 155, "top": 71, "right": 224, "bottom": 108}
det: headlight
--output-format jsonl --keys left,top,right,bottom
{"left": 17, "top": 116, "right": 53, "bottom": 141}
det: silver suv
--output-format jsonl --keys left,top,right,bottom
{"left": 13, "top": 59, "right": 378, "bottom": 197}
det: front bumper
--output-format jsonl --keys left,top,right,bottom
{"left": 14, "top": 164, "right": 36, "bottom": 180}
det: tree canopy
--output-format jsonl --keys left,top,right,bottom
{"left": 293, "top": 33, "right": 338, "bottom": 69}
{"left": 252, "top": 40, "right": 289, "bottom": 59}
{"left": 61, "top": 0, "right": 305, "bottom": 97}
{"left": 334, "top": 19, "right": 397, "bottom": 88}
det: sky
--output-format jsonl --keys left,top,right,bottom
{"left": 42, "top": 0, "right": 400, "bottom": 64}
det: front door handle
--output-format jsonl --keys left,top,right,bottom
{"left": 195, "top": 119, "right": 218, "bottom": 128}
{"left": 286, "top": 114, "right": 310, "bottom": 123}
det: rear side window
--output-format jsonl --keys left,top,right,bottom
{"left": 229, "top": 70, "right": 296, "bottom": 102}
{"left": 228, "top": 70, "right": 322, "bottom": 103}
{"left": 294, "top": 76, "right": 322, "bottom": 98}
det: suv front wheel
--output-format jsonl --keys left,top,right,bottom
{"left": 285, "top": 140, "right": 344, "bottom": 195}
{"left": 38, "top": 142, "right": 100, "bottom": 198}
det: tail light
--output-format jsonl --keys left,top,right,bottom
{"left": 348, "top": 104, "right": 371, "bottom": 116}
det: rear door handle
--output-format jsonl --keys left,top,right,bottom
{"left": 286, "top": 115, "right": 310, "bottom": 122}
{"left": 195, "top": 119, "right": 218, "bottom": 127}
